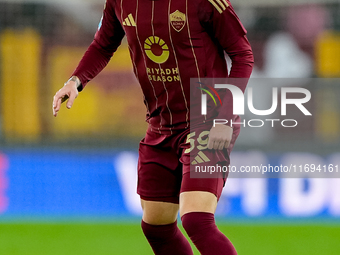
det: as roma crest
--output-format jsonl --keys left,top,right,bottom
{"left": 170, "top": 10, "right": 186, "bottom": 32}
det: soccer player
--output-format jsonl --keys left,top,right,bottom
{"left": 52, "top": 0, "right": 253, "bottom": 254}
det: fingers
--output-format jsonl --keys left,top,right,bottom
{"left": 52, "top": 85, "right": 78, "bottom": 117}
{"left": 225, "top": 140, "right": 231, "bottom": 149}
{"left": 207, "top": 125, "right": 233, "bottom": 150}
{"left": 207, "top": 136, "right": 213, "bottom": 150}
{"left": 208, "top": 138, "right": 230, "bottom": 150}
{"left": 66, "top": 91, "right": 77, "bottom": 109}
{"left": 219, "top": 140, "right": 226, "bottom": 150}
{"left": 52, "top": 94, "right": 62, "bottom": 117}
{"left": 207, "top": 135, "right": 230, "bottom": 150}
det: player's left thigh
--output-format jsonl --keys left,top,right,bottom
{"left": 141, "top": 199, "right": 179, "bottom": 225}
{"left": 179, "top": 191, "right": 218, "bottom": 217}
{"left": 179, "top": 170, "right": 224, "bottom": 217}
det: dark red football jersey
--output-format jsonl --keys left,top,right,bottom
{"left": 73, "top": 0, "right": 254, "bottom": 134}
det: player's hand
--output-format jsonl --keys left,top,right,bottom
{"left": 207, "top": 124, "right": 233, "bottom": 150}
{"left": 52, "top": 77, "right": 79, "bottom": 117}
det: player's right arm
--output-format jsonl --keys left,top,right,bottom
{"left": 52, "top": 76, "right": 80, "bottom": 117}
{"left": 52, "top": 0, "right": 125, "bottom": 117}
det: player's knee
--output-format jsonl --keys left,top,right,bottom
{"left": 143, "top": 212, "right": 174, "bottom": 225}
{"left": 141, "top": 220, "right": 158, "bottom": 240}
{"left": 141, "top": 199, "right": 179, "bottom": 225}
{"left": 181, "top": 214, "right": 194, "bottom": 237}
{"left": 182, "top": 212, "right": 238, "bottom": 255}
{"left": 141, "top": 220, "right": 177, "bottom": 241}
{"left": 181, "top": 212, "right": 215, "bottom": 237}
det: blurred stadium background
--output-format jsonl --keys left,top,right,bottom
{"left": 0, "top": 0, "right": 340, "bottom": 254}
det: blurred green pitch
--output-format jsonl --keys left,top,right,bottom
{"left": 0, "top": 222, "right": 339, "bottom": 255}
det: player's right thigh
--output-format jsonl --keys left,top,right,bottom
{"left": 137, "top": 128, "right": 183, "bottom": 225}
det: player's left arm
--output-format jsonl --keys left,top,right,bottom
{"left": 208, "top": 35, "right": 253, "bottom": 150}
{"left": 199, "top": 0, "right": 254, "bottom": 150}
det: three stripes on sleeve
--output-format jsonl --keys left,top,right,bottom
{"left": 208, "top": 0, "right": 229, "bottom": 14}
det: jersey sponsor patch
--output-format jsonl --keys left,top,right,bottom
{"left": 208, "top": 0, "right": 229, "bottom": 14}
{"left": 144, "top": 36, "right": 170, "bottom": 64}
{"left": 170, "top": 10, "right": 186, "bottom": 32}
{"left": 122, "top": 14, "right": 136, "bottom": 27}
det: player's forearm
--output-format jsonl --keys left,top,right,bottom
{"left": 228, "top": 51, "right": 254, "bottom": 78}
{"left": 216, "top": 36, "right": 254, "bottom": 123}
{"left": 215, "top": 76, "right": 249, "bottom": 124}
{"left": 72, "top": 39, "right": 114, "bottom": 90}
{"left": 227, "top": 35, "right": 254, "bottom": 79}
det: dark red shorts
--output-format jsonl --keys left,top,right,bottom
{"left": 137, "top": 125, "right": 239, "bottom": 204}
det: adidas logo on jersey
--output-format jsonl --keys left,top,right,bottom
{"left": 208, "top": 0, "right": 229, "bottom": 14}
{"left": 191, "top": 151, "right": 211, "bottom": 165}
{"left": 122, "top": 14, "right": 136, "bottom": 27}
